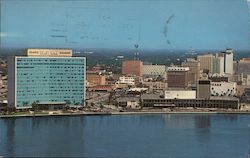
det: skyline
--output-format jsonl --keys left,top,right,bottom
{"left": 1, "top": 0, "right": 250, "bottom": 51}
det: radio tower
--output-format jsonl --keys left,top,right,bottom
{"left": 134, "top": 44, "right": 139, "bottom": 60}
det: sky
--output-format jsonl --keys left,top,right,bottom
{"left": 0, "top": 0, "right": 250, "bottom": 51}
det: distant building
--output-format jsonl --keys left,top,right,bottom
{"left": 197, "top": 80, "right": 211, "bottom": 99}
{"left": 122, "top": 60, "right": 143, "bottom": 77}
{"left": 142, "top": 65, "right": 166, "bottom": 78}
{"left": 86, "top": 73, "right": 106, "bottom": 86}
{"left": 167, "top": 67, "right": 190, "bottom": 88}
{"left": 247, "top": 75, "right": 250, "bottom": 86}
{"left": 0, "top": 74, "right": 7, "bottom": 104}
{"left": 197, "top": 54, "right": 214, "bottom": 73}
{"left": 164, "top": 90, "right": 196, "bottom": 99}
{"left": 8, "top": 49, "right": 86, "bottom": 109}
{"left": 182, "top": 58, "right": 200, "bottom": 84}
{"left": 228, "top": 74, "right": 243, "bottom": 85}
{"left": 143, "top": 81, "right": 168, "bottom": 92}
{"left": 209, "top": 75, "right": 228, "bottom": 82}
{"left": 234, "top": 58, "right": 250, "bottom": 77}
{"left": 118, "top": 76, "right": 135, "bottom": 86}
{"left": 212, "top": 53, "right": 224, "bottom": 75}
{"left": 223, "top": 49, "right": 233, "bottom": 74}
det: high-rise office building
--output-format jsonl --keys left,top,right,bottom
{"left": 212, "top": 53, "right": 224, "bottom": 75}
{"left": 122, "top": 60, "right": 143, "bottom": 77}
{"left": 182, "top": 58, "right": 200, "bottom": 84}
{"left": 197, "top": 54, "right": 214, "bottom": 73}
{"left": 167, "top": 67, "right": 190, "bottom": 88}
{"left": 224, "top": 48, "right": 233, "bottom": 74}
{"left": 8, "top": 49, "right": 86, "bottom": 109}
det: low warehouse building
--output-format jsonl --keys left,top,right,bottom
{"left": 141, "top": 94, "right": 239, "bottom": 109}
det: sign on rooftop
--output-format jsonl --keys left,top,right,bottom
{"left": 27, "top": 49, "right": 72, "bottom": 57}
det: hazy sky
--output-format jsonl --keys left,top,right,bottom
{"left": 1, "top": 0, "right": 250, "bottom": 51}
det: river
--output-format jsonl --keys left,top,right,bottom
{"left": 0, "top": 114, "right": 249, "bottom": 157}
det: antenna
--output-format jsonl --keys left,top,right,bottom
{"left": 134, "top": 44, "right": 139, "bottom": 60}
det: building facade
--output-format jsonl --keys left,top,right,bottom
{"left": 142, "top": 65, "right": 166, "bottom": 78}
{"left": 0, "top": 74, "right": 7, "bottom": 104}
{"left": 164, "top": 90, "right": 196, "bottom": 99}
{"left": 224, "top": 49, "right": 233, "bottom": 74}
{"left": 8, "top": 49, "right": 86, "bottom": 109}
{"left": 197, "top": 80, "right": 211, "bottom": 99}
{"left": 86, "top": 73, "right": 106, "bottom": 86}
{"left": 167, "top": 67, "right": 190, "bottom": 88}
{"left": 118, "top": 76, "right": 135, "bottom": 85}
{"left": 122, "top": 60, "right": 143, "bottom": 77}
{"left": 211, "top": 82, "right": 236, "bottom": 97}
{"left": 182, "top": 58, "right": 200, "bottom": 85}
{"left": 234, "top": 58, "right": 250, "bottom": 77}
{"left": 143, "top": 81, "right": 168, "bottom": 92}
{"left": 197, "top": 54, "right": 214, "bottom": 73}
{"left": 212, "top": 54, "right": 224, "bottom": 75}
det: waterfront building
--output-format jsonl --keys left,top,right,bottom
{"left": 223, "top": 48, "right": 234, "bottom": 74}
{"left": 167, "top": 66, "right": 190, "bottom": 88}
{"left": 197, "top": 54, "right": 214, "bottom": 73}
{"left": 122, "top": 60, "right": 143, "bottom": 77}
{"left": 116, "top": 97, "right": 140, "bottom": 108}
{"left": 181, "top": 58, "right": 200, "bottom": 85}
{"left": 8, "top": 49, "right": 86, "bottom": 109}
{"left": 164, "top": 90, "right": 196, "bottom": 99}
{"left": 197, "top": 80, "right": 211, "bottom": 99}
{"left": 141, "top": 94, "right": 239, "bottom": 109}
{"left": 142, "top": 65, "right": 166, "bottom": 78}
{"left": 0, "top": 74, "right": 7, "bottom": 104}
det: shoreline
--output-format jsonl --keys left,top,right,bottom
{"left": 1, "top": 110, "right": 250, "bottom": 118}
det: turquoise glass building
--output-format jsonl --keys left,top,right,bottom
{"left": 8, "top": 49, "right": 86, "bottom": 109}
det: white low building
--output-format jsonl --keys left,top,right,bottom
{"left": 211, "top": 82, "right": 236, "bottom": 96}
{"left": 164, "top": 90, "right": 196, "bottom": 99}
{"left": 118, "top": 76, "right": 135, "bottom": 85}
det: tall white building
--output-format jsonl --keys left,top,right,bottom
{"left": 224, "top": 49, "right": 233, "bottom": 74}
{"left": 212, "top": 53, "right": 224, "bottom": 75}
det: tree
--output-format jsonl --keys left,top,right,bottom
{"left": 31, "top": 100, "right": 40, "bottom": 112}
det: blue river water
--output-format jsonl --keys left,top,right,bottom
{"left": 0, "top": 114, "right": 250, "bottom": 157}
